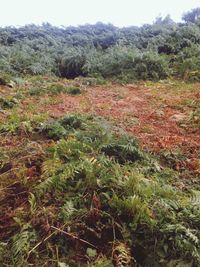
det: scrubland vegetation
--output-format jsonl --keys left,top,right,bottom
{"left": 0, "top": 8, "right": 200, "bottom": 83}
{"left": 0, "top": 7, "right": 200, "bottom": 267}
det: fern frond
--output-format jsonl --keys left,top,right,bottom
{"left": 11, "top": 224, "right": 37, "bottom": 265}
{"left": 38, "top": 160, "right": 86, "bottom": 194}
{"left": 28, "top": 193, "right": 37, "bottom": 215}
{"left": 191, "top": 189, "right": 200, "bottom": 206}
{"left": 60, "top": 200, "right": 76, "bottom": 222}
{"left": 112, "top": 241, "right": 133, "bottom": 267}
{"left": 101, "top": 136, "right": 143, "bottom": 164}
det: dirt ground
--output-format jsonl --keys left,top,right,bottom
{"left": 41, "top": 82, "right": 200, "bottom": 174}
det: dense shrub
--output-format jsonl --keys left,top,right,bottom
{"left": 174, "top": 44, "right": 200, "bottom": 80}
{"left": 133, "top": 52, "right": 169, "bottom": 80}
{"left": 84, "top": 47, "right": 169, "bottom": 81}
{"left": 58, "top": 47, "right": 87, "bottom": 78}
{"left": 0, "top": 8, "right": 200, "bottom": 81}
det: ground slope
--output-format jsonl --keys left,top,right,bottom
{"left": 0, "top": 77, "right": 200, "bottom": 266}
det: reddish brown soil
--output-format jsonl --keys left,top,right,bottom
{"left": 0, "top": 81, "right": 200, "bottom": 243}
{"left": 41, "top": 84, "right": 200, "bottom": 171}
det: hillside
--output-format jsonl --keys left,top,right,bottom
{"left": 0, "top": 7, "right": 200, "bottom": 267}
{"left": 0, "top": 77, "right": 200, "bottom": 266}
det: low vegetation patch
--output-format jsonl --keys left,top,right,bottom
{"left": 180, "top": 100, "right": 200, "bottom": 131}
{"left": 0, "top": 96, "right": 18, "bottom": 109}
{"left": 1, "top": 113, "right": 199, "bottom": 266}
{"left": 66, "top": 87, "right": 82, "bottom": 95}
{"left": 28, "top": 84, "right": 82, "bottom": 96}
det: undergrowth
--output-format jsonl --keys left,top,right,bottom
{"left": 48, "top": 84, "right": 82, "bottom": 95}
{"left": 0, "top": 114, "right": 199, "bottom": 266}
{"left": 0, "top": 96, "right": 18, "bottom": 109}
{"left": 180, "top": 100, "right": 200, "bottom": 131}
{"left": 28, "top": 83, "right": 82, "bottom": 96}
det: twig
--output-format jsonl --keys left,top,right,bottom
{"left": 28, "top": 231, "right": 55, "bottom": 256}
{"left": 56, "top": 245, "right": 59, "bottom": 266}
{"left": 51, "top": 225, "right": 97, "bottom": 248}
{"left": 7, "top": 191, "right": 28, "bottom": 196}
{"left": 27, "top": 223, "right": 69, "bottom": 257}
{"left": 0, "top": 167, "right": 18, "bottom": 177}
{"left": 112, "top": 219, "right": 116, "bottom": 241}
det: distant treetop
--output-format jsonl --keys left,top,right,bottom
{"left": 182, "top": 7, "right": 200, "bottom": 23}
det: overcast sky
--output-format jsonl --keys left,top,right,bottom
{"left": 0, "top": 0, "right": 199, "bottom": 27}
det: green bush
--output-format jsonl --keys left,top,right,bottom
{"left": 39, "top": 121, "right": 68, "bottom": 140}
{"left": 133, "top": 52, "right": 169, "bottom": 80}
{"left": 174, "top": 45, "right": 200, "bottom": 81}
{"left": 29, "top": 87, "right": 44, "bottom": 96}
{"left": 58, "top": 47, "right": 87, "bottom": 78}
{"left": 0, "top": 73, "right": 11, "bottom": 85}
{"left": 47, "top": 84, "right": 81, "bottom": 95}
{"left": 59, "top": 114, "right": 83, "bottom": 129}
{"left": 66, "top": 87, "right": 81, "bottom": 95}
{"left": 39, "top": 115, "right": 84, "bottom": 140}
{"left": 85, "top": 47, "right": 169, "bottom": 81}
{"left": 48, "top": 83, "right": 67, "bottom": 94}
{"left": 0, "top": 97, "right": 18, "bottom": 109}
{"left": 101, "top": 135, "right": 143, "bottom": 163}
{"left": 0, "top": 15, "right": 200, "bottom": 81}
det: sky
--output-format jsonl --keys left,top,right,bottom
{"left": 0, "top": 0, "right": 199, "bottom": 27}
